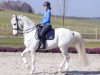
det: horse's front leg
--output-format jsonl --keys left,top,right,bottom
{"left": 21, "top": 48, "right": 30, "bottom": 68}
{"left": 30, "top": 50, "right": 36, "bottom": 74}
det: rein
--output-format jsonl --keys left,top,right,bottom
{"left": 23, "top": 26, "right": 36, "bottom": 34}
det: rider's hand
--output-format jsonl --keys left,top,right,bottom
{"left": 40, "top": 24, "right": 44, "bottom": 27}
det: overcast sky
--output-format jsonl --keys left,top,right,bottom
{"left": 0, "top": 0, "right": 100, "bottom": 17}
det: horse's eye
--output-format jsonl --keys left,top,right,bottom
{"left": 14, "top": 24, "right": 16, "bottom": 25}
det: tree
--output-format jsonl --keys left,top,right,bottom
{"left": 21, "top": 2, "right": 33, "bottom": 13}
{"left": 0, "top": 1, "right": 34, "bottom": 13}
{"left": 58, "top": 0, "right": 69, "bottom": 27}
{"left": 10, "top": 1, "right": 22, "bottom": 11}
{"left": 0, "top": 3, "right": 3, "bottom": 10}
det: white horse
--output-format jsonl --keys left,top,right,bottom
{"left": 11, "top": 14, "right": 89, "bottom": 74}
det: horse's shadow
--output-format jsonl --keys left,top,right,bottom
{"left": 66, "top": 71, "right": 100, "bottom": 75}
{"left": 33, "top": 71, "right": 100, "bottom": 75}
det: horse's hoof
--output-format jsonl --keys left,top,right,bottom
{"left": 57, "top": 72, "right": 62, "bottom": 75}
{"left": 58, "top": 69, "right": 62, "bottom": 73}
{"left": 26, "top": 65, "right": 30, "bottom": 69}
{"left": 30, "top": 70, "right": 34, "bottom": 75}
{"left": 30, "top": 67, "right": 35, "bottom": 75}
{"left": 62, "top": 71, "right": 68, "bottom": 75}
{"left": 30, "top": 71, "right": 33, "bottom": 75}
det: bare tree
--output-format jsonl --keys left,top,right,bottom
{"left": 0, "top": 1, "right": 34, "bottom": 13}
{"left": 10, "top": 1, "right": 21, "bottom": 11}
{"left": 21, "top": 2, "right": 33, "bottom": 13}
{"left": 58, "top": 0, "right": 69, "bottom": 27}
{"left": 0, "top": 3, "right": 3, "bottom": 10}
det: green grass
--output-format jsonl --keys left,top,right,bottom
{"left": 0, "top": 38, "right": 24, "bottom": 47}
{"left": 0, "top": 10, "right": 100, "bottom": 36}
{"left": 0, "top": 38, "right": 100, "bottom": 48}
{"left": 0, "top": 10, "right": 100, "bottom": 48}
{"left": 85, "top": 42, "right": 100, "bottom": 48}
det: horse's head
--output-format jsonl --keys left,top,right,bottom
{"left": 11, "top": 14, "right": 23, "bottom": 36}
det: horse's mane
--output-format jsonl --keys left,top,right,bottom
{"left": 18, "top": 15, "right": 35, "bottom": 26}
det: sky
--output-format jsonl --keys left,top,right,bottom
{"left": 0, "top": 0, "right": 100, "bottom": 17}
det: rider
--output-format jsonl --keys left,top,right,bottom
{"left": 38, "top": 1, "right": 52, "bottom": 49}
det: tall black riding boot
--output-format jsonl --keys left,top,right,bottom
{"left": 38, "top": 39, "right": 42, "bottom": 49}
{"left": 42, "top": 38, "right": 46, "bottom": 49}
{"left": 38, "top": 37, "right": 46, "bottom": 49}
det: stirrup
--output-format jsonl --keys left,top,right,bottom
{"left": 41, "top": 46, "right": 46, "bottom": 49}
{"left": 38, "top": 43, "right": 46, "bottom": 49}
{"left": 39, "top": 45, "right": 46, "bottom": 49}
{"left": 38, "top": 41, "right": 42, "bottom": 49}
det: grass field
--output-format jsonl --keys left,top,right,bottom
{"left": 0, "top": 10, "right": 100, "bottom": 48}
{"left": 0, "top": 10, "right": 100, "bottom": 36}
{"left": 0, "top": 37, "right": 100, "bottom": 48}
{"left": 0, "top": 38, "right": 24, "bottom": 47}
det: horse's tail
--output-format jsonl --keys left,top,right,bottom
{"left": 73, "top": 31, "right": 89, "bottom": 66}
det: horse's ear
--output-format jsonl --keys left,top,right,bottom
{"left": 13, "top": 14, "right": 16, "bottom": 17}
{"left": 20, "top": 14, "right": 23, "bottom": 17}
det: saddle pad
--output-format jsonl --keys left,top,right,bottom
{"left": 46, "top": 29, "right": 55, "bottom": 40}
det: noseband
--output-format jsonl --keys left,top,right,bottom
{"left": 13, "top": 16, "right": 22, "bottom": 31}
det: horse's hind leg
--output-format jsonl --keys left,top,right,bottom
{"left": 64, "top": 54, "right": 70, "bottom": 73}
{"left": 21, "top": 48, "right": 30, "bottom": 68}
{"left": 59, "top": 46, "right": 70, "bottom": 74}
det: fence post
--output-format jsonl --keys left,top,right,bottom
{"left": 77, "top": 27, "right": 79, "bottom": 32}
{"left": 95, "top": 27, "right": 97, "bottom": 39}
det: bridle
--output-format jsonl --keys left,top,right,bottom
{"left": 13, "top": 16, "right": 36, "bottom": 34}
{"left": 13, "top": 16, "right": 22, "bottom": 31}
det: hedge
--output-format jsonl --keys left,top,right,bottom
{"left": 0, "top": 47, "right": 100, "bottom": 54}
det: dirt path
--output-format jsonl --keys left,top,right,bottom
{"left": 0, "top": 52, "right": 100, "bottom": 75}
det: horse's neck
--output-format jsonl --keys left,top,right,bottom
{"left": 22, "top": 16, "right": 35, "bottom": 31}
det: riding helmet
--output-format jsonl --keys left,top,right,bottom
{"left": 43, "top": 1, "right": 51, "bottom": 7}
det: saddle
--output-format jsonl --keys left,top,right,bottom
{"left": 37, "top": 25, "right": 55, "bottom": 40}
{"left": 36, "top": 25, "right": 55, "bottom": 49}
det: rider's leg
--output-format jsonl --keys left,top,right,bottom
{"left": 40, "top": 25, "right": 51, "bottom": 49}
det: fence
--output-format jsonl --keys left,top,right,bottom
{"left": 0, "top": 24, "right": 100, "bottom": 39}
{"left": 53, "top": 25, "right": 100, "bottom": 39}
